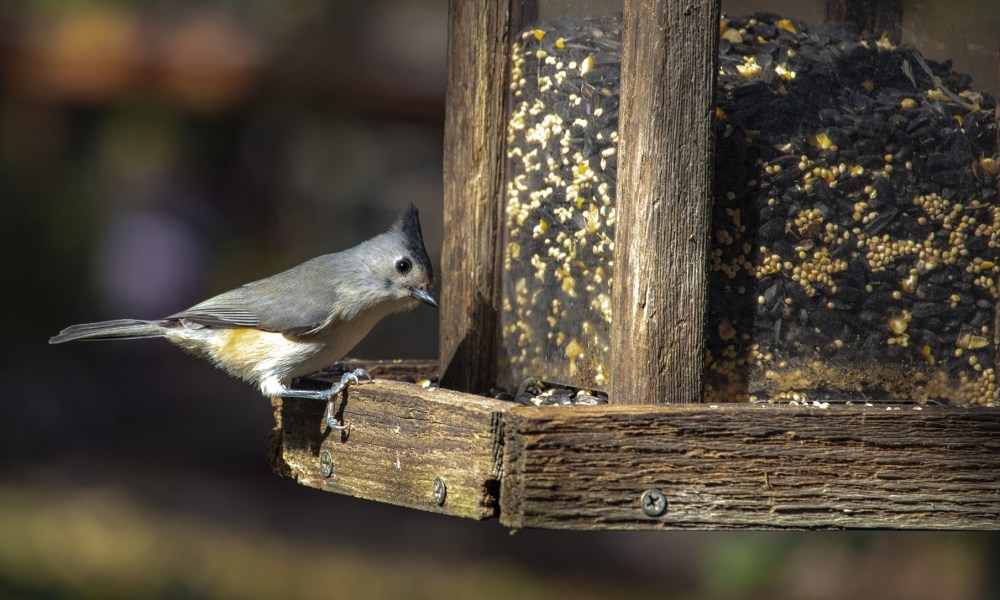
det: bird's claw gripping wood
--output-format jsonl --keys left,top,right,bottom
{"left": 324, "top": 368, "right": 371, "bottom": 430}
{"left": 278, "top": 368, "right": 372, "bottom": 431}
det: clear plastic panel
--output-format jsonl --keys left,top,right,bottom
{"left": 706, "top": 9, "right": 999, "bottom": 405}
{"left": 499, "top": 2, "right": 1000, "bottom": 405}
{"left": 499, "top": 1, "right": 623, "bottom": 391}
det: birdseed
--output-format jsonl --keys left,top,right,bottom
{"left": 500, "top": 13, "right": 1000, "bottom": 406}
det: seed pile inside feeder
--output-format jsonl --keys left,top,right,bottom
{"left": 709, "top": 14, "right": 1000, "bottom": 405}
{"left": 501, "top": 17, "right": 621, "bottom": 390}
{"left": 502, "top": 13, "right": 1000, "bottom": 406}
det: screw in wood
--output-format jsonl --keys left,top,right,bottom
{"left": 432, "top": 476, "right": 447, "bottom": 506}
{"left": 641, "top": 489, "right": 667, "bottom": 517}
{"left": 319, "top": 450, "right": 334, "bottom": 478}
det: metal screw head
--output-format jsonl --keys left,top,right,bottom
{"left": 432, "top": 476, "right": 447, "bottom": 506}
{"left": 319, "top": 450, "right": 334, "bottom": 478}
{"left": 641, "top": 489, "right": 667, "bottom": 517}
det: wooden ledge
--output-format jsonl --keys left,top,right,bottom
{"left": 270, "top": 378, "right": 1000, "bottom": 529}
{"left": 271, "top": 380, "right": 507, "bottom": 520}
{"left": 500, "top": 403, "right": 1000, "bottom": 530}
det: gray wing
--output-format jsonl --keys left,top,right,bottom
{"left": 167, "top": 257, "right": 340, "bottom": 336}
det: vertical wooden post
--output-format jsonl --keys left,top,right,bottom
{"left": 439, "top": 0, "right": 511, "bottom": 393}
{"left": 609, "top": 0, "right": 720, "bottom": 404}
{"left": 827, "top": 0, "right": 902, "bottom": 43}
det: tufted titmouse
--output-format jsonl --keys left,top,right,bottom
{"left": 50, "top": 204, "right": 437, "bottom": 430}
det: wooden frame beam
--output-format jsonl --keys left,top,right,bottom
{"left": 439, "top": 0, "right": 511, "bottom": 393}
{"left": 271, "top": 381, "right": 506, "bottom": 520}
{"left": 611, "top": 0, "right": 721, "bottom": 404}
{"left": 500, "top": 402, "right": 1000, "bottom": 530}
{"left": 271, "top": 379, "right": 1000, "bottom": 530}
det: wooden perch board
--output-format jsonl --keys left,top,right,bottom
{"left": 270, "top": 370, "right": 1000, "bottom": 530}
{"left": 500, "top": 403, "right": 1000, "bottom": 530}
{"left": 270, "top": 380, "right": 507, "bottom": 520}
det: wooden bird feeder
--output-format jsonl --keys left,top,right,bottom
{"left": 270, "top": 0, "right": 1000, "bottom": 530}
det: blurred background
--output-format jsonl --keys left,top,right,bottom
{"left": 1, "top": 0, "right": 997, "bottom": 598}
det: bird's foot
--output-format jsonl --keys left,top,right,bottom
{"left": 276, "top": 368, "right": 373, "bottom": 431}
{"left": 322, "top": 368, "right": 372, "bottom": 430}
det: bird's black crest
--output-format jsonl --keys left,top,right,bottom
{"left": 391, "top": 204, "right": 434, "bottom": 282}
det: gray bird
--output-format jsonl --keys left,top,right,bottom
{"left": 50, "top": 204, "right": 438, "bottom": 430}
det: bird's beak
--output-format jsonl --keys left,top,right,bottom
{"left": 412, "top": 287, "right": 438, "bottom": 308}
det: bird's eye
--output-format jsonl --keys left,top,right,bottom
{"left": 395, "top": 258, "right": 412, "bottom": 274}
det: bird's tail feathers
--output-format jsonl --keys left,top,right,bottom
{"left": 49, "top": 319, "right": 166, "bottom": 344}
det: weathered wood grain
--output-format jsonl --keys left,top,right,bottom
{"left": 439, "top": 0, "right": 511, "bottom": 393}
{"left": 610, "top": 0, "right": 720, "bottom": 404}
{"left": 827, "top": 0, "right": 902, "bottom": 43}
{"left": 270, "top": 380, "right": 507, "bottom": 519}
{"left": 307, "top": 358, "right": 439, "bottom": 383}
{"left": 500, "top": 403, "right": 1000, "bottom": 530}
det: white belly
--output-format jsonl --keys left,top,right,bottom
{"left": 164, "top": 303, "right": 401, "bottom": 397}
